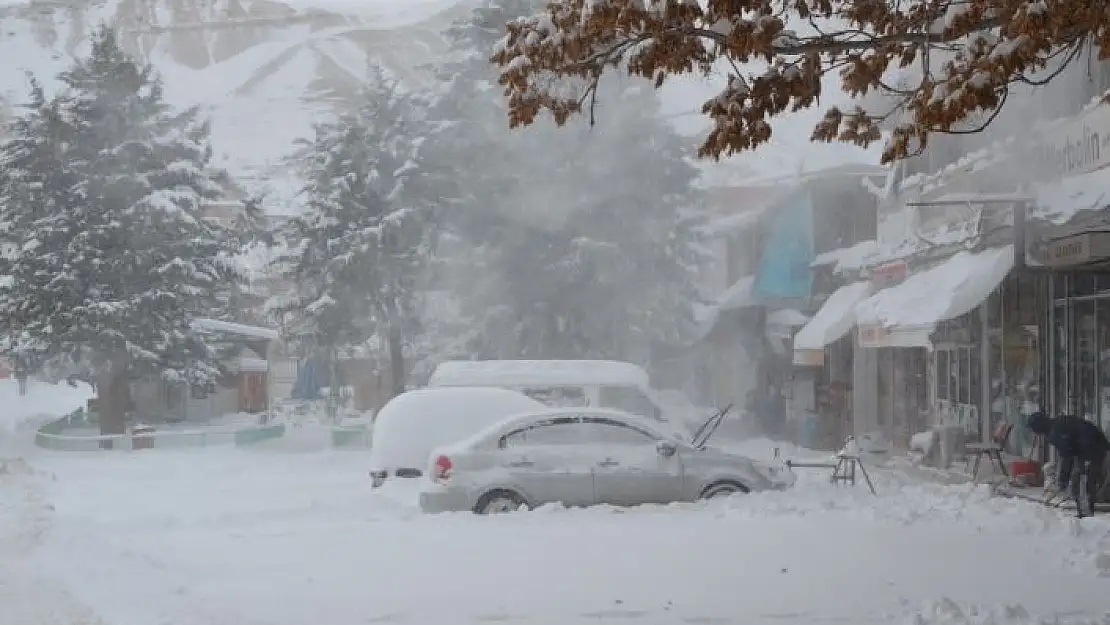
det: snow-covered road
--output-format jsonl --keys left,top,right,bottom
{"left": 4, "top": 436, "right": 1110, "bottom": 625}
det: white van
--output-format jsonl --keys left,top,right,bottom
{"left": 426, "top": 360, "right": 696, "bottom": 437}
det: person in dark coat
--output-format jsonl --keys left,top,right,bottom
{"left": 1027, "top": 412, "right": 1110, "bottom": 518}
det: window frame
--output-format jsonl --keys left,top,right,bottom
{"left": 497, "top": 415, "right": 582, "bottom": 449}
{"left": 580, "top": 415, "right": 664, "bottom": 444}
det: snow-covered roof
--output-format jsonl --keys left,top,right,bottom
{"left": 1033, "top": 166, "right": 1110, "bottom": 226}
{"left": 717, "top": 275, "right": 757, "bottom": 311}
{"left": 793, "top": 281, "right": 872, "bottom": 350}
{"left": 191, "top": 318, "right": 280, "bottom": 342}
{"left": 703, "top": 208, "right": 765, "bottom": 237}
{"left": 236, "top": 357, "right": 269, "bottom": 373}
{"left": 812, "top": 240, "right": 884, "bottom": 273}
{"left": 766, "top": 308, "right": 809, "bottom": 327}
{"left": 855, "top": 246, "right": 1014, "bottom": 329}
{"left": 428, "top": 360, "right": 651, "bottom": 390}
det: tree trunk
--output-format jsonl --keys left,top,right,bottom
{"left": 327, "top": 348, "right": 340, "bottom": 420}
{"left": 96, "top": 366, "right": 129, "bottom": 438}
{"left": 388, "top": 324, "right": 405, "bottom": 399}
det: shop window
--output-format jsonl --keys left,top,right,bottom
{"left": 969, "top": 346, "right": 981, "bottom": 407}
{"left": 936, "top": 352, "right": 949, "bottom": 400}
{"left": 935, "top": 345, "right": 982, "bottom": 437}
{"left": 1069, "top": 274, "right": 1097, "bottom": 298}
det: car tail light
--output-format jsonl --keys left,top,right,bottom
{"left": 432, "top": 455, "right": 453, "bottom": 483}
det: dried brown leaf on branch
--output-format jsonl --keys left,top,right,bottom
{"left": 490, "top": 0, "right": 1106, "bottom": 163}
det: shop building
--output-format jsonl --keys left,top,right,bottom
{"left": 796, "top": 61, "right": 1110, "bottom": 453}
{"left": 693, "top": 165, "right": 885, "bottom": 441}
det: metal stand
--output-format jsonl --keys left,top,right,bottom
{"left": 785, "top": 454, "right": 878, "bottom": 496}
{"left": 832, "top": 454, "right": 877, "bottom": 495}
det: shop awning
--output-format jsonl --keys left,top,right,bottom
{"left": 854, "top": 245, "right": 1013, "bottom": 348}
{"left": 718, "top": 275, "right": 757, "bottom": 311}
{"left": 792, "top": 281, "right": 872, "bottom": 364}
{"left": 692, "top": 275, "right": 758, "bottom": 342}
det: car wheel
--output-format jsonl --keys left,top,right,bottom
{"left": 474, "top": 489, "right": 528, "bottom": 515}
{"left": 701, "top": 481, "right": 750, "bottom": 500}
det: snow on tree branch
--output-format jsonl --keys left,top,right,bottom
{"left": 491, "top": 0, "right": 1100, "bottom": 163}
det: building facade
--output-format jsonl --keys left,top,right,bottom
{"left": 793, "top": 50, "right": 1110, "bottom": 456}
{"left": 693, "top": 165, "right": 885, "bottom": 445}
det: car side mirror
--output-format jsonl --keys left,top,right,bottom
{"left": 656, "top": 440, "right": 677, "bottom": 457}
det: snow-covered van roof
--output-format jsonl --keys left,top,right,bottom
{"left": 428, "top": 360, "right": 651, "bottom": 389}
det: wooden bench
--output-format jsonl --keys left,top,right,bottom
{"left": 965, "top": 421, "right": 1014, "bottom": 482}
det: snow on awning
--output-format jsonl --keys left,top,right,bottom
{"left": 793, "top": 281, "right": 872, "bottom": 352}
{"left": 718, "top": 275, "right": 757, "bottom": 311}
{"left": 236, "top": 357, "right": 269, "bottom": 373}
{"left": 1033, "top": 167, "right": 1110, "bottom": 225}
{"left": 766, "top": 308, "right": 808, "bottom": 328}
{"left": 765, "top": 308, "right": 808, "bottom": 355}
{"left": 811, "top": 240, "right": 883, "bottom": 273}
{"left": 691, "top": 275, "right": 758, "bottom": 343}
{"left": 704, "top": 208, "right": 765, "bottom": 236}
{"left": 854, "top": 246, "right": 1013, "bottom": 346}
{"left": 191, "top": 318, "right": 280, "bottom": 342}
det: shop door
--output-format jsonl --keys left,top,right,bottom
{"left": 1075, "top": 300, "right": 1098, "bottom": 422}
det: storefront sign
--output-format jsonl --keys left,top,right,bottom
{"left": 792, "top": 348, "right": 825, "bottom": 367}
{"left": 858, "top": 324, "right": 934, "bottom": 348}
{"left": 868, "top": 261, "right": 907, "bottom": 288}
{"left": 1030, "top": 103, "right": 1110, "bottom": 178}
{"left": 1041, "top": 231, "right": 1110, "bottom": 267}
{"left": 857, "top": 325, "right": 890, "bottom": 348}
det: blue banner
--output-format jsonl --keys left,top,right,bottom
{"left": 753, "top": 191, "right": 814, "bottom": 300}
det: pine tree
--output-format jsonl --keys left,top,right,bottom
{"left": 273, "top": 68, "right": 439, "bottom": 402}
{"left": 430, "top": 1, "right": 708, "bottom": 367}
{"left": 0, "top": 27, "right": 239, "bottom": 435}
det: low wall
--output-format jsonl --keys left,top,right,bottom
{"left": 35, "top": 413, "right": 286, "bottom": 451}
{"left": 330, "top": 424, "right": 371, "bottom": 448}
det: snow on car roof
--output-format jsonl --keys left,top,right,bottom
{"left": 368, "top": 387, "right": 547, "bottom": 471}
{"left": 428, "top": 360, "right": 650, "bottom": 389}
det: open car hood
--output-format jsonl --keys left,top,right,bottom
{"left": 689, "top": 404, "right": 733, "bottom": 449}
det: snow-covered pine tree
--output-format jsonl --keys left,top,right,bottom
{"left": 430, "top": 0, "right": 708, "bottom": 367}
{"left": 0, "top": 26, "right": 239, "bottom": 435}
{"left": 273, "top": 67, "right": 439, "bottom": 400}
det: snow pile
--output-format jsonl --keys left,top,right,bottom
{"left": 0, "top": 379, "right": 93, "bottom": 441}
{"left": 856, "top": 246, "right": 1013, "bottom": 328}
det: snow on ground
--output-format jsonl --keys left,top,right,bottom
{"left": 0, "top": 438, "right": 1108, "bottom": 625}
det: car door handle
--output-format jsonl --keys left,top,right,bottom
{"left": 597, "top": 459, "right": 620, "bottom": 467}
{"left": 508, "top": 460, "right": 534, "bottom": 467}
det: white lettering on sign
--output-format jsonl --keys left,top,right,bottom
{"left": 1030, "top": 105, "right": 1110, "bottom": 177}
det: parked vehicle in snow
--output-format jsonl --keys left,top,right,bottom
{"left": 418, "top": 406, "right": 795, "bottom": 514}
{"left": 368, "top": 387, "right": 546, "bottom": 488}
{"left": 426, "top": 359, "right": 700, "bottom": 439}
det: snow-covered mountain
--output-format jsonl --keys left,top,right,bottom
{"left": 0, "top": 0, "right": 472, "bottom": 213}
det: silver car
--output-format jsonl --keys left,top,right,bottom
{"left": 418, "top": 407, "right": 795, "bottom": 514}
